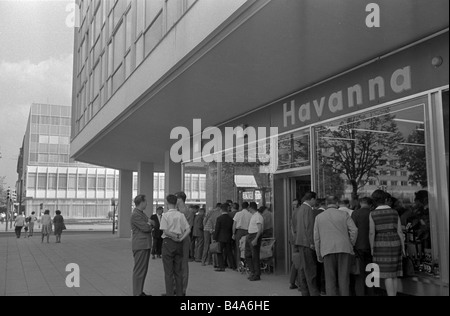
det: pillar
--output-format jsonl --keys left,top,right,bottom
{"left": 164, "top": 151, "right": 182, "bottom": 202}
{"left": 138, "top": 162, "right": 154, "bottom": 217}
{"left": 118, "top": 170, "right": 133, "bottom": 238}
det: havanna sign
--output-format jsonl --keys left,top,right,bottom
{"left": 269, "top": 33, "right": 448, "bottom": 133}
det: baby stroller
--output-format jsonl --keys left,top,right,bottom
{"left": 238, "top": 235, "right": 276, "bottom": 274}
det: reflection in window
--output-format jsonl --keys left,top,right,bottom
{"left": 316, "top": 101, "right": 426, "bottom": 200}
{"left": 277, "top": 130, "right": 309, "bottom": 171}
{"left": 443, "top": 91, "right": 449, "bottom": 188}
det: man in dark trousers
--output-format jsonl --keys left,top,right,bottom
{"left": 351, "top": 197, "right": 374, "bottom": 296}
{"left": 160, "top": 194, "right": 191, "bottom": 296}
{"left": 214, "top": 203, "right": 235, "bottom": 271}
{"left": 293, "top": 191, "right": 320, "bottom": 296}
{"left": 150, "top": 206, "right": 164, "bottom": 259}
{"left": 130, "top": 195, "right": 154, "bottom": 296}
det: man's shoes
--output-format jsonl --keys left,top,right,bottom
{"left": 289, "top": 284, "right": 298, "bottom": 290}
{"left": 157, "top": 255, "right": 161, "bottom": 259}
{"left": 139, "top": 292, "right": 151, "bottom": 296}
{"left": 247, "top": 275, "right": 254, "bottom": 280}
{"left": 215, "top": 268, "right": 226, "bottom": 272}
{"left": 152, "top": 255, "right": 156, "bottom": 260}
{"left": 249, "top": 276, "right": 261, "bottom": 281}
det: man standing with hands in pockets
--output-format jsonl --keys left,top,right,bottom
{"left": 131, "top": 195, "right": 155, "bottom": 296}
{"left": 160, "top": 194, "right": 191, "bottom": 296}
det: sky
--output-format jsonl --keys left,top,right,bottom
{"left": 0, "top": 0, "right": 75, "bottom": 188}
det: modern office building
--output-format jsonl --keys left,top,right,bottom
{"left": 16, "top": 103, "right": 207, "bottom": 218}
{"left": 70, "top": 0, "right": 449, "bottom": 295}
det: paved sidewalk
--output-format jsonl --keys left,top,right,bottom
{"left": 0, "top": 233, "right": 299, "bottom": 296}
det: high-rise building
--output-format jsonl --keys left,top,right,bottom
{"left": 16, "top": 104, "right": 206, "bottom": 218}
{"left": 70, "top": 1, "right": 449, "bottom": 295}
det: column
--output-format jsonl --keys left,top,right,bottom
{"left": 118, "top": 170, "right": 133, "bottom": 238}
{"left": 138, "top": 162, "right": 154, "bottom": 217}
{"left": 164, "top": 151, "right": 182, "bottom": 202}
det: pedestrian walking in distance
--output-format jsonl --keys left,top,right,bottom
{"left": 53, "top": 210, "right": 65, "bottom": 243}
{"left": 40, "top": 210, "right": 52, "bottom": 243}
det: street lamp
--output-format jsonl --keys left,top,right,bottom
{"left": 111, "top": 198, "right": 117, "bottom": 235}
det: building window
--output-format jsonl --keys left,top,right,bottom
{"left": 58, "top": 174, "right": 67, "bottom": 190}
{"left": 88, "top": 176, "right": 96, "bottom": 190}
{"left": 401, "top": 171, "right": 408, "bottom": 177}
{"left": 278, "top": 130, "right": 310, "bottom": 171}
{"left": 401, "top": 181, "right": 409, "bottom": 186}
{"left": 98, "top": 176, "right": 106, "bottom": 191}
{"left": 48, "top": 174, "right": 57, "bottom": 190}
{"left": 144, "top": 11, "right": 163, "bottom": 56}
{"left": 68, "top": 174, "right": 77, "bottom": 190}
{"left": 38, "top": 174, "right": 47, "bottom": 190}
{"left": 107, "top": 175, "right": 115, "bottom": 190}
{"left": 390, "top": 181, "right": 398, "bottom": 186}
{"left": 28, "top": 173, "right": 36, "bottom": 190}
{"left": 78, "top": 175, "right": 87, "bottom": 190}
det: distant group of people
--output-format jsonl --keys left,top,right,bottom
{"left": 130, "top": 192, "right": 274, "bottom": 296}
{"left": 12, "top": 210, "right": 66, "bottom": 243}
{"left": 289, "top": 189, "right": 415, "bottom": 296}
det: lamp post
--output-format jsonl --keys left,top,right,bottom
{"left": 111, "top": 198, "right": 117, "bottom": 235}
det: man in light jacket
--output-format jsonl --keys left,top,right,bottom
{"left": 314, "top": 196, "right": 358, "bottom": 296}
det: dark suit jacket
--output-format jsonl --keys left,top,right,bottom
{"left": 150, "top": 214, "right": 163, "bottom": 239}
{"left": 351, "top": 207, "right": 372, "bottom": 251}
{"left": 131, "top": 208, "right": 152, "bottom": 251}
{"left": 193, "top": 213, "right": 204, "bottom": 237}
{"left": 214, "top": 213, "right": 234, "bottom": 243}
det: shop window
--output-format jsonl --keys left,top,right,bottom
{"left": 277, "top": 130, "right": 310, "bottom": 171}
{"left": 315, "top": 96, "right": 438, "bottom": 278}
{"left": 88, "top": 176, "right": 97, "bottom": 190}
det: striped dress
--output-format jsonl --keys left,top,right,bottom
{"left": 371, "top": 206, "right": 403, "bottom": 278}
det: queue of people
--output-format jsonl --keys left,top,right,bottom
{"left": 289, "top": 189, "right": 429, "bottom": 296}
{"left": 131, "top": 192, "right": 274, "bottom": 296}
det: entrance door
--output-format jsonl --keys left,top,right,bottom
{"left": 273, "top": 172, "right": 312, "bottom": 274}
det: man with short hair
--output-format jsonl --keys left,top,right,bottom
{"left": 293, "top": 192, "right": 320, "bottom": 296}
{"left": 314, "top": 196, "right": 358, "bottom": 296}
{"left": 245, "top": 202, "right": 264, "bottom": 281}
{"left": 14, "top": 212, "right": 26, "bottom": 239}
{"left": 232, "top": 202, "right": 253, "bottom": 268}
{"left": 289, "top": 199, "right": 300, "bottom": 290}
{"left": 130, "top": 195, "right": 154, "bottom": 296}
{"left": 150, "top": 206, "right": 164, "bottom": 259}
{"left": 214, "top": 203, "right": 235, "bottom": 271}
{"left": 160, "top": 194, "right": 191, "bottom": 296}
{"left": 202, "top": 203, "right": 222, "bottom": 266}
{"left": 28, "top": 211, "right": 38, "bottom": 237}
{"left": 193, "top": 207, "right": 205, "bottom": 262}
{"left": 175, "top": 191, "right": 191, "bottom": 296}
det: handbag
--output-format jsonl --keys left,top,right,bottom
{"left": 209, "top": 241, "right": 222, "bottom": 254}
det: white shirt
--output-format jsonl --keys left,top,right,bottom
{"left": 160, "top": 209, "right": 189, "bottom": 239}
{"left": 248, "top": 212, "right": 264, "bottom": 234}
{"left": 233, "top": 209, "right": 253, "bottom": 230}
{"left": 339, "top": 206, "right": 353, "bottom": 217}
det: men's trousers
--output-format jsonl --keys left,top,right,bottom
{"left": 132, "top": 249, "right": 150, "bottom": 296}
{"left": 323, "top": 252, "right": 352, "bottom": 296}
{"left": 162, "top": 238, "right": 183, "bottom": 296}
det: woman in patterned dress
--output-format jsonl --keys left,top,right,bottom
{"left": 369, "top": 190, "right": 405, "bottom": 296}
